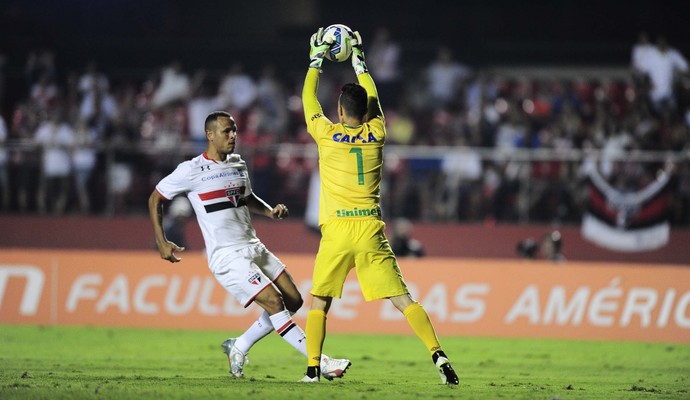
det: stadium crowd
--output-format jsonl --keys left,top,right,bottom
{"left": 1, "top": 30, "right": 689, "bottom": 226}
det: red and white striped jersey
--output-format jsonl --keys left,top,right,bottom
{"left": 155, "top": 152, "right": 261, "bottom": 265}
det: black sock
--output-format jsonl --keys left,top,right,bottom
{"left": 306, "top": 366, "right": 320, "bottom": 379}
{"left": 432, "top": 350, "right": 448, "bottom": 364}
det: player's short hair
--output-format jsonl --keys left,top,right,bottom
{"left": 339, "top": 83, "right": 368, "bottom": 120}
{"left": 205, "top": 111, "right": 232, "bottom": 131}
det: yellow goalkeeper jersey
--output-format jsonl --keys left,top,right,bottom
{"left": 303, "top": 68, "right": 385, "bottom": 227}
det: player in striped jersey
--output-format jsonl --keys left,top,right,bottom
{"left": 301, "top": 29, "right": 459, "bottom": 385}
{"left": 148, "top": 111, "right": 350, "bottom": 380}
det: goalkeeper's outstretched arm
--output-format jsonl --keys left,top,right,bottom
{"left": 303, "top": 68, "right": 323, "bottom": 122}
{"left": 358, "top": 72, "right": 383, "bottom": 121}
{"left": 303, "top": 28, "right": 327, "bottom": 122}
{"left": 351, "top": 31, "right": 383, "bottom": 121}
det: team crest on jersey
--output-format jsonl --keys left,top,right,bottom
{"left": 225, "top": 187, "right": 243, "bottom": 207}
{"left": 247, "top": 272, "right": 262, "bottom": 286}
{"left": 198, "top": 185, "right": 247, "bottom": 213}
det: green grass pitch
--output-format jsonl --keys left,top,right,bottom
{"left": 1, "top": 324, "right": 688, "bottom": 399}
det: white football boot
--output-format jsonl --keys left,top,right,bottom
{"left": 221, "top": 338, "right": 249, "bottom": 378}
{"left": 320, "top": 354, "right": 352, "bottom": 380}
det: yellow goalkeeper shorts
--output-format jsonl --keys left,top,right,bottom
{"left": 310, "top": 219, "right": 409, "bottom": 301}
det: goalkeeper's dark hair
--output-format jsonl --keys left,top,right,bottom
{"left": 205, "top": 111, "right": 232, "bottom": 131}
{"left": 340, "top": 83, "right": 368, "bottom": 120}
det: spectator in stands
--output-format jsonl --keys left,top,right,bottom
{"left": 78, "top": 60, "right": 117, "bottom": 136}
{"left": 424, "top": 46, "right": 471, "bottom": 110}
{"left": 529, "top": 124, "right": 578, "bottom": 224}
{"left": 367, "top": 27, "right": 402, "bottom": 109}
{"left": 30, "top": 72, "right": 59, "bottom": 112}
{"left": 464, "top": 71, "right": 499, "bottom": 147}
{"left": 494, "top": 105, "right": 528, "bottom": 154}
{"left": 24, "top": 50, "right": 56, "bottom": 96}
{"left": 645, "top": 35, "right": 689, "bottom": 115}
{"left": 78, "top": 60, "right": 110, "bottom": 100}
{"left": 631, "top": 31, "right": 654, "bottom": 91}
{"left": 552, "top": 95, "right": 583, "bottom": 147}
{"left": 219, "top": 62, "right": 257, "bottom": 116}
{"left": 436, "top": 135, "right": 483, "bottom": 221}
{"left": 3, "top": 40, "right": 690, "bottom": 230}
{"left": 35, "top": 109, "right": 74, "bottom": 214}
{"left": 105, "top": 81, "right": 143, "bottom": 216}
{"left": 599, "top": 117, "right": 635, "bottom": 179}
{"left": 72, "top": 119, "right": 99, "bottom": 214}
{"left": 151, "top": 60, "right": 191, "bottom": 109}
{"left": 187, "top": 70, "right": 223, "bottom": 153}
{"left": 105, "top": 161, "right": 133, "bottom": 215}
{"left": 9, "top": 101, "right": 40, "bottom": 212}
{"left": 489, "top": 159, "right": 522, "bottom": 222}
{"left": 145, "top": 106, "right": 186, "bottom": 180}
{"left": 386, "top": 105, "right": 416, "bottom": 145}
{"left": 111, "top": 81, "right": 147, "bottom": 144}
{"left": 255, "top": 64, "right": 289, "bottom": 137}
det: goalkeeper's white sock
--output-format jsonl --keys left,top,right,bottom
{"left": 235, "top": 310, "right": 273, "bottom": 354}
{"left": 269, "top": 310, "right": 307, "bottom": 357}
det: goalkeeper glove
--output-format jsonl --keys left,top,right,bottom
{"left": 309, "top": 27, "right": 330, "bottom": 70}
{"left": 351, "top": 31, "right": 368, "bottom": 75}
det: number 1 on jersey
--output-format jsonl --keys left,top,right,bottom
{"left": 349, "top": 147, "right": 364, "bottom": 185}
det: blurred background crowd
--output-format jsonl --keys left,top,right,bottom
{"left": 1, "top": 1, "right": 689, "bottom": 227}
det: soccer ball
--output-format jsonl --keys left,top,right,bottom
{"left": 322, "top": 24, "right": 354, "bottom": 62}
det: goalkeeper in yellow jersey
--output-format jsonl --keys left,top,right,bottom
{"left": 300, "top": 27, "right": 459, "bottom": 385}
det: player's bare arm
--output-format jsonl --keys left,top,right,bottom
{"left": 148, "top": 189, "right": 185, "bottom": 263}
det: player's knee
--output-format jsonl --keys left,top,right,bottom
{"left": 261, "top": 293, "right": 286, "bottom": 314}
{"left": 285, "top": 294, "right": 304, "bottom": 313}
{"left": 390, "top": 294, "right": 415, "bottom": 312}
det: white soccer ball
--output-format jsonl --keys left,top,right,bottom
{"left": 323, "top": 24, "right": 354, "bottom": 62}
